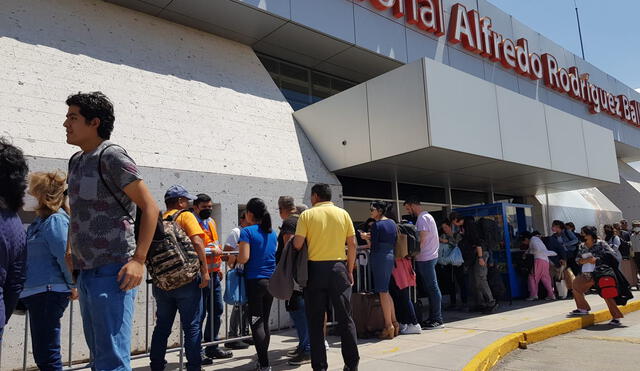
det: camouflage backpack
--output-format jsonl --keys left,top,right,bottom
{"left": 146, "top": 210, "right": 201, "bottom": 291}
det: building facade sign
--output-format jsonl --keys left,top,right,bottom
{"left": 358, "top": 0, "right": 640, "bottom": 127}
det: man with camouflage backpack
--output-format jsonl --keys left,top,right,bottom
{"left": 149, "top": 185, "right": 209, "bottom": 371}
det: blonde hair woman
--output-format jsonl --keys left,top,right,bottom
{"left": 20, "top": 171, "right": 76, "bottom": 371}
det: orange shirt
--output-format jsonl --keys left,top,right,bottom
{"left": 163, "top": 209, "right": 204, "bottom": 238}
{"left": 200, "top": 218, "right": 222, "bottom": 273}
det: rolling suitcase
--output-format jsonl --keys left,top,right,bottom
{"left": 350, "top": 292, "right": 385, "bottom": 338}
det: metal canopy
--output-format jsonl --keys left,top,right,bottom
{"left": 294, "top": 58, "right": 620, "bottom": 196}
{"left": 332, "top": 147, "right": 612, "bottom": 196}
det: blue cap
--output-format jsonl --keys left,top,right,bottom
{"left": 164, "top": 185, "right": 197, "bottom": 201}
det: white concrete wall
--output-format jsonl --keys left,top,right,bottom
{"left": 0, "top": 0, "right": 335, "bottom": 185}
{"left": 0, "top": 0, "right": 340, "bottom": 369}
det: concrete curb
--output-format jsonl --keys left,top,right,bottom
{"left": 462, "top": 299, "right": 640, "bottom": 371}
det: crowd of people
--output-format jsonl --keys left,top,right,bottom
{"left": 0, "top": 91, "right": 638, "bottom": 371}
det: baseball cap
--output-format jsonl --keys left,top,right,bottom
{"left": 164, "top": 185, "right": 197, "bottom": 201}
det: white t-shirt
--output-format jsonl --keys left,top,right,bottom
{"left": 415, "top": 211, "right": 439, "bottom": 262}
{"left": 631, "top": 233, "right": 640, "bottom": 253}
{"left": 224, "top": 227, "right": 241, "bottom": 251}
{"left": 526, "top": 236, "right": 557, "bottom": 262}
{"left": 224, "top": 227, "right": 243, "bottom": 270}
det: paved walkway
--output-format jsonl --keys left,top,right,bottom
{"left": 495, "top": 309, "right": 640, "bottom": 371}
{"left": 131, "top": 296, "right": 638, "bottom": 371}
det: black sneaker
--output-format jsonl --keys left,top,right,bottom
{"left": 288, "top": 353, "right": 311, "bottom": 366}
{"left": 422, "top": 321, "right": 445, "bottom": 330}
{"left": 286, "top": 348, "right": 300, "bottom": 358}
{"left": 206, "top": 347, "right": 233, "bottom": 359}
{"left": 482, "top": 302, "right": 499, "bottom": 314}
{"left": 225, "top": 341, "right": 249, "bottom": 350}
{"left": 201, "top": 356, "right": 214, "bottom": 366}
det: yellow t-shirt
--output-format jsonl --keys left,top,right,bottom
{"left": 163, "top": 209, "right": 204, "bottom": 239}
{"left": 295, "top": 202, "right": 355, "bottom": 261}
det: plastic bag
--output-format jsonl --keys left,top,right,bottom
{"left": 224, "top": 268, "right": 247, "bottom": 305}
{"left": 438, "top": 243, "right": 452, "bottom": 265}
{"left": 449, "top": 246, "right": 464, "bottom": 267}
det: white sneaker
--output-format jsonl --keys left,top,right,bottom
{"left": 400, "top": 323, "right": 422, "bottom": 335}
{"left": 525, "top": 296, "right": 538, "bottom": 301}
{"left": 325, "top": 340, "right": 329, "bottom": 350}
{"left": 608, "top": 319, "right": 622, "bottom": 326}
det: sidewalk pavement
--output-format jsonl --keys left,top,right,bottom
{"left": 131, "top": 296, "right": 638, "bottom": 371}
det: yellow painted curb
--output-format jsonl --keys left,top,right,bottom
{"left": 462, "top": 300, "right": 640, "bottom": 371}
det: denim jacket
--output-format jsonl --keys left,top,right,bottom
{"left": 20, "top": 209, "right": 73, "bottom": 298}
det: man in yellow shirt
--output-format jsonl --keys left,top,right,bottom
{"left": 150, "top": 185, "right": 209, "bottom": 371}
{"left": 293, "top": 183, "right": 359, "bottom": 371}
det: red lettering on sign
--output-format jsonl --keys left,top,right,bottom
{"left": 514, "top": 39, "right": 529, "bottom": 76}
{"left": 448, "top": 4, "right": 476, "bottom": 51}
{"left": 558, "top": 68, "right": 571, "bottom": 94}
{"left": 529, "top": 53, "right": 543, "bottom": 80}
{"left": 568, "top": 67, "right": 581, "bottom": 100}
{"left": 500, "top": 38, "right": 516, "bottom": 69}
{"left": 541, "top": 54, "right": 560, "bottom": 91}
{"left": 405, "top": 0, "right": 444, "bottom": 36}
{"left": 479, "top": 17, "right": 493, "bottom": 58}
{"left": 619, "top": 95, "right": 631, "bottom": 122}
{"left": 361, "top": 1, "right": 637, "bottom": 127}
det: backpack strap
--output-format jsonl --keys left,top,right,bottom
{"left": 164, "top": 209, "right": 187, "bottom": 222}
{"left": 97, "top": 144, "right": 134, "bottom": 222}
{"left": 67, "top": 151, "right": 82, "bottom": 179}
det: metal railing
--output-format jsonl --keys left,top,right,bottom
{"left": 4, "top": 251, "right": 295, "bottom": 371}
{"left": 3, "top": 246, "right": 375, "bottom": 371}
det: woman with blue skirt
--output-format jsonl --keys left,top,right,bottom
{"left": 360, "top": 200, "right": 398, "bottom": 339}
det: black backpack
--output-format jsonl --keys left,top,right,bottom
{"left": 477, "top": 217, "right": 501, "bottom": 252}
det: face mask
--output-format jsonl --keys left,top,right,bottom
{"left": 199, "top": 209, "right": 212, "bottom": 220}
{"left": 22, "top": 194, "right": 40, "bottom": 212}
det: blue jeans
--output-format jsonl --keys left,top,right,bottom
{"left": 150, "top": 278, "right": 202, "bottom": 371}
{"left": 287, "top": 292, "right": 310, "bottom": 354}
{"left": 416, "top": 259, "right": 443, "bottom": 323}
{"left": 77, "top": 263, "right": 136, "bottom": 371}
{"left": 201, "top": 272, "right": 223, "bottom": 353}
{"left": 23, "top": 291, "right": 70, "bottom": 371}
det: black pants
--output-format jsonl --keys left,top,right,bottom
{"left": 304, "top": 261, "right": 359, "bottom": 371}
{"left": 389, "top": 276, "right": 418, "bottom": 325}
{"left": 246, "top": 279, "right": 273, "bottom": 368}
{"left": 442, "top": 265, "right": 467, "bottom": 305}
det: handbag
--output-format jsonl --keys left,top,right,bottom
{"left": 449, "top": 246, "right": 464, "bottom": 266}
{"left": 224, "top": 268, "right": 247, "bottom": 305}
{"left": 437, "top": 243, "right": 451, "bottom": 265}
{"left": 391, "top": 258, "right": 416, "bottom": 290}
{"left": 438, "top": 243, "right": 452, "bottom": 265}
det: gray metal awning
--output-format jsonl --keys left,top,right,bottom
{"left": 293, "top": 58, "right": 621, "bottom": 196}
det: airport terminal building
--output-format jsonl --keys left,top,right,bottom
{"left": 2, "top": 0, "right": 640, "bottom": 368}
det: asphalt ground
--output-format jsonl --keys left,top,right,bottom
{"left": 494, "top": 309, "right": 640, "bottom": 371}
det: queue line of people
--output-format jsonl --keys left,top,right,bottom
{"left": 0, "top": 91, "right": 639, "bottom": 371}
